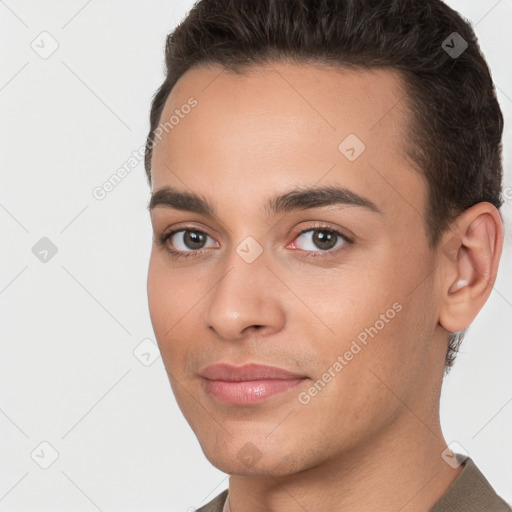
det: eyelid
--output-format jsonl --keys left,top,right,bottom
{"left": 291, "top": 222, "right": 353, "bottom": 243}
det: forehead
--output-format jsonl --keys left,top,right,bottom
{"left": 150, "top": 61, "right": 422, "bottom": 221}
{"left": 167, "top": 60, "right": 408, "bottom": 117}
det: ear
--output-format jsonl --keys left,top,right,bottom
{"left": 438, "top": 202, "right": 503, "bottom": 333}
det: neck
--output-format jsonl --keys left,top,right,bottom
{"left": 223, "top": 410, "right": 462, "bottom": 512}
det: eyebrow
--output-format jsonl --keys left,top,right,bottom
{"left": 148, "top": 185, "right": 382, "bottom": 217}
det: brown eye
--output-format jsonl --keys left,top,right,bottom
{"left": 174, "top": 230, "right": 208, "bottom": 250}
{"left": 293, "top": 228, "right": 349, "bottom": 252}
{"left": 159, "top": 228, "right": 218, "bottom": 258}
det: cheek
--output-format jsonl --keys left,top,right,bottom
{"left": 293, "top": 251, "right": 427, "bottom": 384}
{"left": 147, "top": 254, "right": 187, "bottom": 357}
{"left": 292, "top": 263, "right": 398, "bottom": 345}
{"left": 147, "top": 254, "right": 169, "bottom": 338}
{"left": 147, "top": 253, "right": 204, "bottom": 375}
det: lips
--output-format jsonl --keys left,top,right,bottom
{"left": 200, "top": 363, "right": 305, "bottom": 381}
{"left": 199, "top": 363, "right": 308, "bottom": 405}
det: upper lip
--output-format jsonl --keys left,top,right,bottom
{"left": 199, "top": 363, "right": 306, "bottom": 382}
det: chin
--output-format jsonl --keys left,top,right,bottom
{"left": 197, "top": 434, "right": 317, "bottom": 478}
{"left": 205, "top": 453, "right": 307, "bottom": 477}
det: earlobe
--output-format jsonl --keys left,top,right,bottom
{"left": 438, "top": 203, "right": 503, "bottom": 334}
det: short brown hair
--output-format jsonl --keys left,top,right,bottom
{"left": 144, "top": 0, "right": 504, "bottom": 370}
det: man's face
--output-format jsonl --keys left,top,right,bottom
{"left": 147, "top": 62, "right": 447, "bottom": 476}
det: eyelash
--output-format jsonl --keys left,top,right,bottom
{"left": 157, "top": 223, "right": 353, "bottom": 260}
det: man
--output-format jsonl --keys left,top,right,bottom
{"left": 144, "top": 0, "right": 510, "bottom": 510}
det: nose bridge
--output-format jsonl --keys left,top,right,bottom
{"left": 205, "top": 240, "right": 285, "bottom": 339}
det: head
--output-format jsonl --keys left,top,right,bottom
{"left": 145, "top": 0, "right": 504, "bottom": 476}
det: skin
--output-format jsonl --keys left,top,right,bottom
{"left": 147, "top": 62, "right": 503, "bottom": 512}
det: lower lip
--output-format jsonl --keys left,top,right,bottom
{"left": 202, "top": 378, "right": 307, "bottom": 405}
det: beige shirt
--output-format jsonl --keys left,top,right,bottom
{"left": 196, "top": 458, "right": 511, "bottom": 511}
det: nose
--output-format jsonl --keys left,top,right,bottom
{"left": 205, "top": 249, "right": 286, "bottom": 341}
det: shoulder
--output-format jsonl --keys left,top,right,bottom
{"left": 196, "top": 489, "right": 228, "bottom": 512}
{"left": 430, "top": 457, "right": 511, "bottom": 512}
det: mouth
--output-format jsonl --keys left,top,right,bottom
{"left": 199, "top": 363, "right": 309, "bottom": 405}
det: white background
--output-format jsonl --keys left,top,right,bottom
{"left": 1, "top": 1, "right": 511, "bottom": 510}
